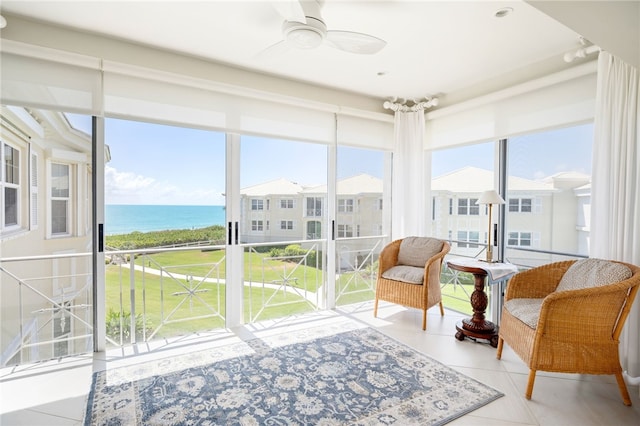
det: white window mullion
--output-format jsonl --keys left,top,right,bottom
{"left": 30, "top": 151, "right": 39, "bottom": 229}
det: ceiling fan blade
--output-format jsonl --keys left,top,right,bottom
{"left": 270, "top": 0, "right": 306, "bottom": 23}
{"left": 255, "top": 39, "right": 291, "bottom": 60}
{"left": 325, "top": 30, "right": 386, "bottom": 55}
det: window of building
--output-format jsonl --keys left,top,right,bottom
{"left": 337, "top": 224, "right": 353, "bottom": 238}
{"left": 51, "top": 163, "right": 70, "bottom": 235}
{"left": 306, "top": 197, "right": 322, "bottom": 217}
{"left": 457, "top": 198, "right": 479, "bottom": 215}
{"left": 508, "top": 231, "right": 532, "bottom": 247}
{"left": 280, "top": 199, "right": 294, "bottom": 209}
{"left": 509, "top": 198, "right": 533, "bottom": 213}
{"left": 457, "top": 230, "right": 479, "bottom": 248}
{"left": 251, "top": 220, "right": 263, "bottom": 231}
{"left": 2, "top": 142, "right": 20, "bottom": 230}
{"left": 251, "top": 199, "right": 264, "bottom": 211}
{"left": 338, "top": 198, "right": 354, "bottom": 213}
{"left": 280, "top": 220, "right": 293, "bottom": 230}
{"left": 307, "top": 221, "right": 321, "bottom": 239}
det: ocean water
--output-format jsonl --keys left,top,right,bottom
{"left": 105, "top": 205, "right": 226, "bottom": 235}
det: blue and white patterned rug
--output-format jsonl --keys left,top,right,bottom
{"left": 84, "top": 325, "right": 503, "bottom": 425}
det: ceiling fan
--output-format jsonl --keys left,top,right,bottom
{"left": 262, "top": 0, "right": 386, "bottom": 55}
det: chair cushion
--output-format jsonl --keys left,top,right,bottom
{"left": 556, "top": 258, "right": 632, "bottom": 291}
{"left": 504, "top": 298, "right": 544, "bottom": 329}
{"left": 397, "top": 237, "right": 444, "bottom": 268}
{"left": 381, "top": 265, "right": 424, "bottom": 285}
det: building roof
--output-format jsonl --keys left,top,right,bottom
{"left": 240, "top": 178, "right": 305, "bottom": 196}
{"left": 432, "top": 166, "right": 554, "bottom": 193}
{"left": 303, "top": 173, "right": 382, "bottom": 195}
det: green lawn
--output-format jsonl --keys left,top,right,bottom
{"left": 134, "top": 248, "right": 323, "bottom": 291}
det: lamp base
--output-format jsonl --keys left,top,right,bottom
{"left": 484, "top": 246, "right": 495, "bottom": 263}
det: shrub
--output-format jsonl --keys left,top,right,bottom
{"left": 105, "top": 308, "right": 153, "bottom": 342}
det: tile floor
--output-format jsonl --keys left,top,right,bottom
{"left": 1, "top": 302, "right": 639, "bottom": 425}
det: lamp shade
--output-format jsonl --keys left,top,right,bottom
{"left": 476, "top": 190, "right": 505, "bottom": 205}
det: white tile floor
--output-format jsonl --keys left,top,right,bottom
{"left": 1, "top": 302, "right": 639, "bottom": 425}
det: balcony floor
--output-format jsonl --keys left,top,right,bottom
{"left": 1, "top": 302, "right": 639, "bottom": 425}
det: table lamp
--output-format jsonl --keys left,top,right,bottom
{"left": 476, "top": 190, "right": 505, "bottom": 263}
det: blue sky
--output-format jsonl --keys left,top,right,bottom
{"left": 67, "top": 114, "right": 592, "bottom": 205}
{"left": 432, "top": 123, "right": 593, "bottom": 179}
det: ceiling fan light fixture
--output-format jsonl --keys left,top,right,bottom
{"left": 283, "top": 17, "right": 327, "bottom": 49}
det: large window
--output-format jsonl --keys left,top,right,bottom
{"left": 506, "top": 123, "right": 593, "bottom": 266}
{"left": 431, "top": 141, "right": 494, "bottom": 248}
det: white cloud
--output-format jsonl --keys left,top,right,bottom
{"left": 105, "top": 165, "right": 224, "bottom": 205}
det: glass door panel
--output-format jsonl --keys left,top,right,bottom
{"left": 1, "top": 106, "right": 94, "bottom": 366}
{"left": 431, "top": 141, "right": 495, "bottom": 315}
{"left": 240, "top": 135, "right": 327, "bottom": 322}
{"left": 335, "top": 146, "right": 387, "bottom": 306}
{"left": 103, "top": 118, "right": 226, "bottom": 346}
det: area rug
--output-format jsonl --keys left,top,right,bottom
{"left": 84, "top": 325, "right": 503, "bottom": 425}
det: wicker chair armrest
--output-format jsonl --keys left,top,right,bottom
{"left": 536, "top": 276, "right": 640, "bottom": 341}
{"left": 423, "top": 241, "right": 451, "bottom": 285}
{"left": 505, "top": 260, "right": 576, "bottom": 301}
{"left": 378, "top": 239, "right": 402, "bottom": 274}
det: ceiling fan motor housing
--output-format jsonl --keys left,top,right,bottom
{"left": 283, "top": 16, "right": 327, "bottom": 49}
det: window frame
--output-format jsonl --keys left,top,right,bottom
{"left": 279, "top": 198, "right": 294, "bottom": 209}
{"left": 457, "top": 230, "right": 479, "bottom": 248}
{"left": 280, "top": 220, "right": 293, "bottom": 230}
{"left": 50, "top": 162, "right": 72, "bottom": 237}
{"left": 337, "top": 198, "right": 354, "bottom": 213}
{"left": 305, "top": 196, "right": 323, "bottom": 217}
{"left": 251, "top": 199, "right": 264, "bottom": 211}
{"left": 337, "top": 224, "right": 353, "bottom": 238}
{"left": 1, "top": 140, "right": 23, "bottom": 233}
{"left": 508, "top": 197, "right": 533, "bottom": 213}
{"left": 457, "top": 197, "right": 479, "bottom": 215}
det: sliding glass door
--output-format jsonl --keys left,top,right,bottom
{"left": 239, "top": 135, "right": 328, "bottom": 322}
{"left": 102, "top": 118, "right": 227, "bottom": 346}
{"left": 334, "top": 145, "right": 389, "bottom": 306}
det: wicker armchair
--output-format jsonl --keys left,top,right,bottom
{"left": 496, "top": 259, "right": 640, "bottom": 405}
{"left": 373, "top": 237, "right": 450, "bottom": 330}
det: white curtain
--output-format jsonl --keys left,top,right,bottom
{"left": 590, "top": 51, "right": 640, "bottom": 382}
{"left": 391, "top": 110, "right": 425, "bottom": 239}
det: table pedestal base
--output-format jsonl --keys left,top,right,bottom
{"left": 455, "top": 320, "right": 499, "bottom": 348}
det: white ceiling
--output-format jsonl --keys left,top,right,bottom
{"left": 0, "top": 1, "right": 611, "bottom": 107}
